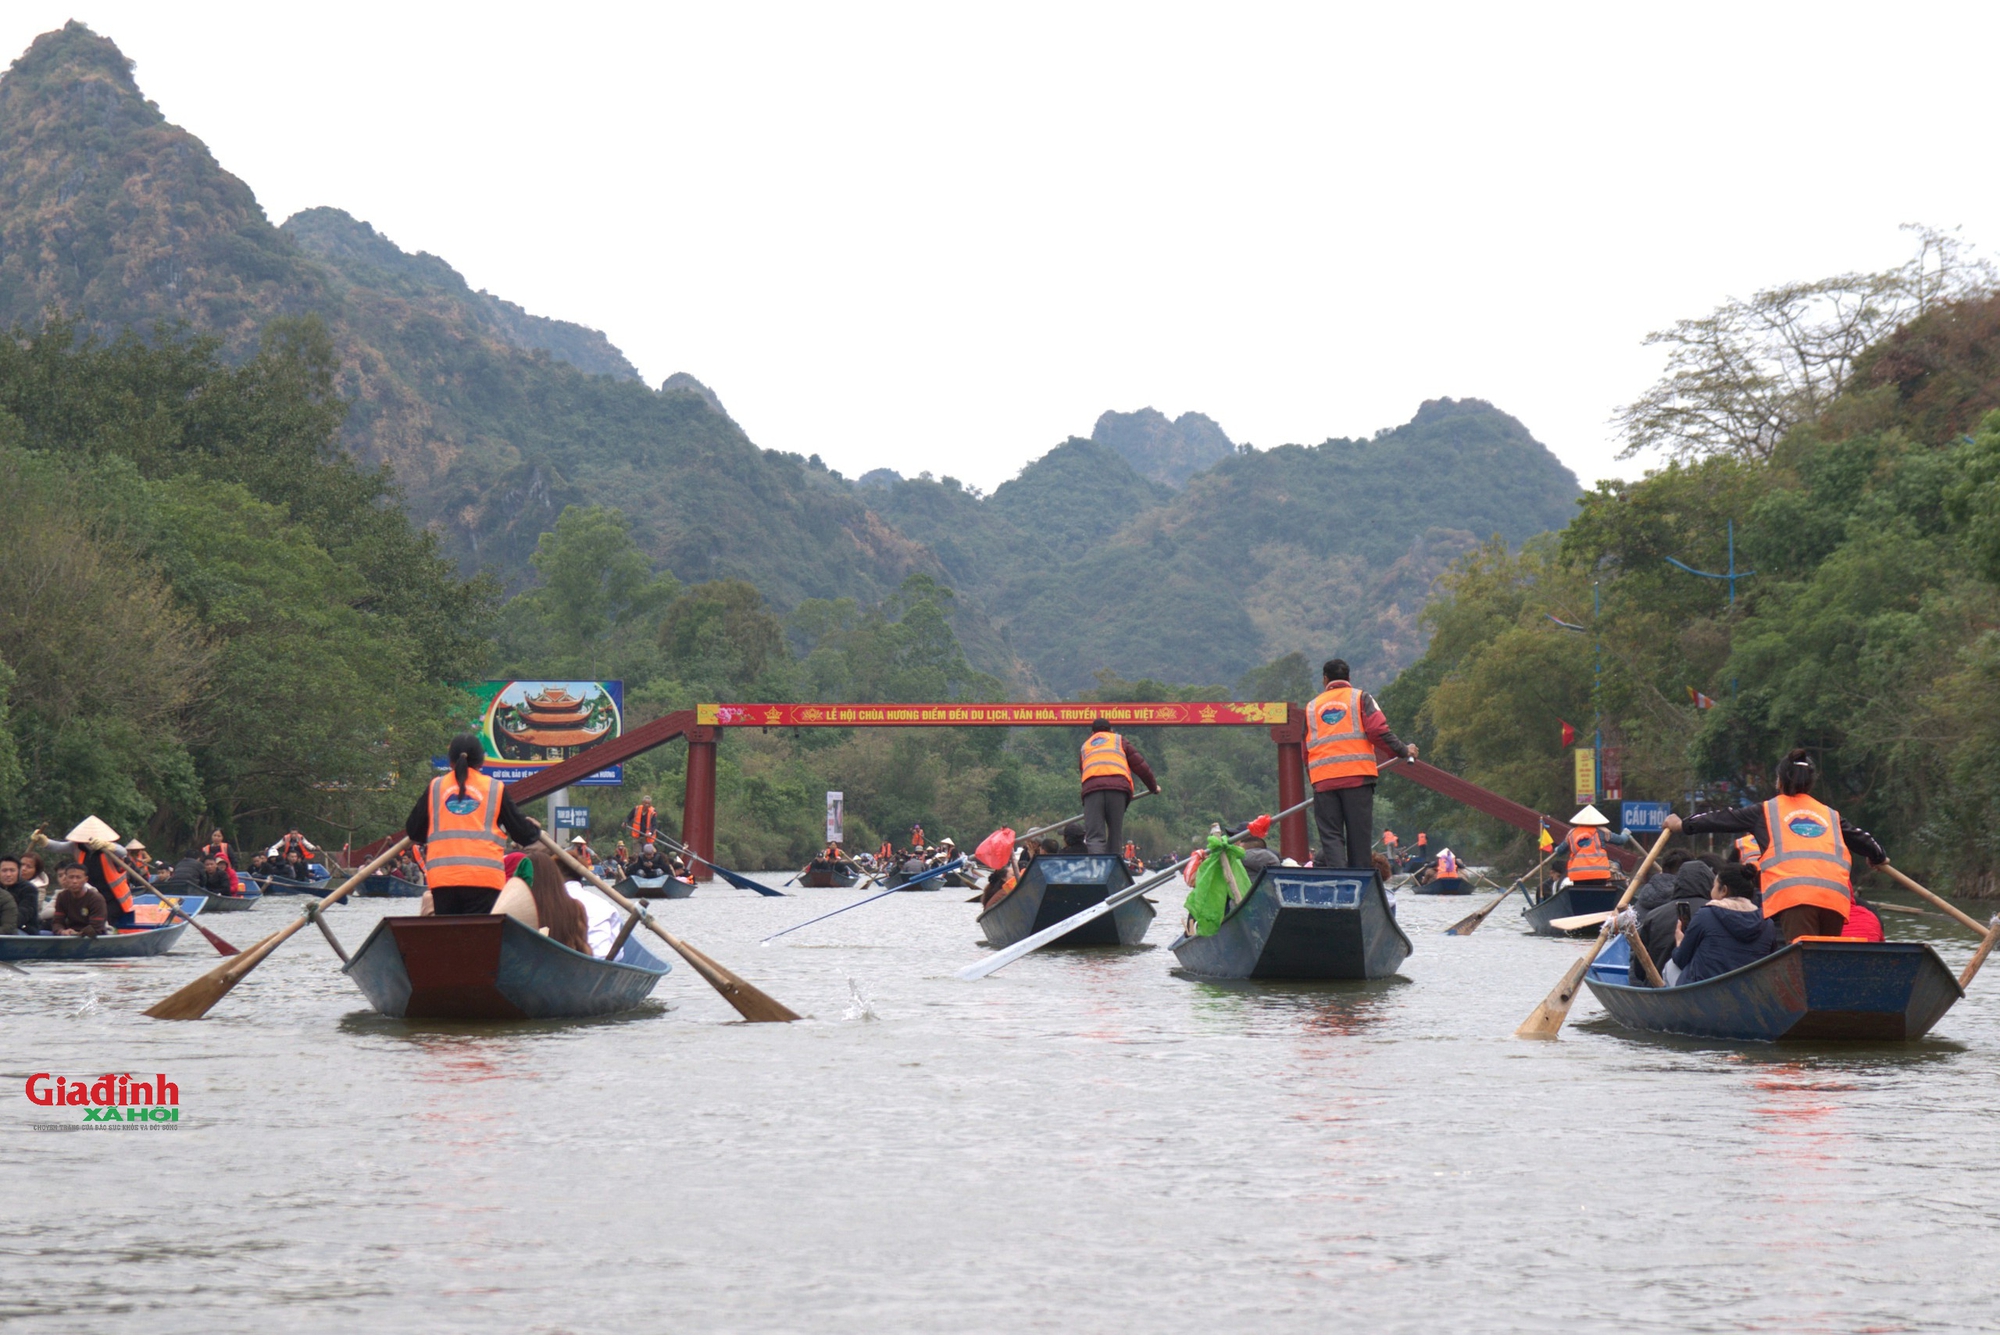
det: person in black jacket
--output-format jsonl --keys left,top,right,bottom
{"left": 1636, "top": 858, "right": 1721, "bottom": 977}
{"left": 1, "top": 854, "right": 36, "bottom": 934}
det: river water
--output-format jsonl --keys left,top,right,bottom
{"left": 4, "top": 876, "right": 1997, "bottom": 1334}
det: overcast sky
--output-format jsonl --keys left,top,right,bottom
{"left": 8, "top": 3, "right": 1999, "bottom": 492}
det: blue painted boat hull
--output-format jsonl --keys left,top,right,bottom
{"left": 1412, "top": 875, "right": 1468, "bottom": 896}
{"left": 978, "top": 854, "right": 1153, "bottom": 948}
{"left": 1170, "top": 868, "right": 1411, "bottom": 980}
{"left": 618, "top": 874, "right": 693, "bottom": 900}
{"left": 1584, "top": 937, "right": 1962, "bottom": 1041}
{"left": 342, "top": 914, "right": 671, "bottom": 1020}
{"left": 0, "top": 895, "right": 206, "bottom": 960}
{"left": 249, "top": 874, "right": 332, "bottom": 896}
{"left": 1523, "top": 883, "right": 1621, "bottom": 936}
{"left": 356, "top": 873, "right": 425, "bottom": 898}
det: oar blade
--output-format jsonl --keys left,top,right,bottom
{"left": 1549, "top": 910, "right": 1613, "bottom": 932}
{"left": 143, "top": 928, "right": 287, "bottom": 1021}
{"left": 646, "top": 923, "right": 800, "bottom": 1022}
{"left": 1514, "top": 939, "right": 1602, "bottom": 1039}
{"left": 1445, "top": 893, "right": 1506, "bottom": 936}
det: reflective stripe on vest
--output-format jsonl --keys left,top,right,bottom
{"left": 1081, "top": 732, "right": 1133, "bottom": 787}
{"left": 1305, "top": 687, "right": 1377, "bottom": 783}
{"left": 1734, "top": 834, "right": 1762, "bottom": 866}
{"left": 81, "top": 850, "right": 134, "bottom": 914}
{"left": 427, "top": 769, "right": 507, "bottom": 890}
{"left": 1760, "top": 794, "right": 1851, "bottom": 919}
{"left": 1565, "top": 827, "right": 1613, "bottom": 881}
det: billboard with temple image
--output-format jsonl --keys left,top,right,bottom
{"left": 439, "top": 680, "right": 625, "bottom": 785}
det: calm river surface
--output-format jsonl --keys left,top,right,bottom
{"left": 5, "top": 876, "right": 1998, "bottom": 1333}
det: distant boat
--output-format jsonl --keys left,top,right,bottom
{"left": 1523, "top": 883, "right": 1620, "bottom": 935}
{"left": 617, "top": 873, "right": 693, "bottom": 901}
{"left": 1583, "top": 935, "right": 1962, "bottom": 1041}
{"left": 0, "top": 894, "right": 207, "bottom": 962}
{"left": 342, "top": 914, "right": 672, "bottom": 1020}
{"left": 159, "top": 878, "right": 259, "bottom": 911}
{"left": 801, "top": 861, "right": 858, "bottom": 888}
{"left": 1170, "top": 867, "right": 1411, "bottom": 980}
{"left": 978, "top": 854, "right": 1154, "bottom": 949}
{"left": 356, "top": 873, "right": 426, "bottom": 899}
{"left": 248, "top": 873, "right": 331, "bottom": 897}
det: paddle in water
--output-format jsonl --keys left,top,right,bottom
{"left": 1515, "top": 826, "right": 1673, "bottom": 1040}
{"left": 145, "top": 839, "right": 413, "bottom": 1021}
{"left": 542, "top": 835, "right": 799, "bottom": 1022}
{"left": 1445, "top": 847, "right": 1561, "bottom": 936}
{"left": 958, "top": 797, "right": 1311, "bottom": 981}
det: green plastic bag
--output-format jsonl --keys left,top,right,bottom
{"left": 1183, "top": 833, "right": 1250, "bottom": 936}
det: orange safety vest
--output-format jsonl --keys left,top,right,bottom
{"left": 1305, "top": 687, "right": 1377, "bottom": 784}
{"left": 425, "top": 768, "right": 508, "bottom": 891}
{"left": 628, "top": 804, "right": 656, "bottom": 840}
{"left": 1080, "top": 732, "right": 1133, "bottom": 789}
{"left": 1734, "top": 834, "right": 1762, "bottom": 868}
{"left": 1437, "top": 849, "right": 1459, "bottom": 877}
{"left": 1759, "top": 794, "right": 1851, "bottom": 920}
{"left": 1565, "top": 826, "right": 1614, "bottom": 882}
{"left": 81, "top": 849, "right": 135, "bottom": 915}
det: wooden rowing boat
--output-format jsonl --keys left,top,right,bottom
{"left": 249, "top": 873, "right": 332, "bottom": 896}
{"left": 977, "top": 854, "right": 1154, "bottom": 949}
{"left": 1169, "top": 867, "right": 1411, "bottom": 980}
{"left": 1410, "top": 874, "right": 1468, "bottom": 895}
{"left": 1523, "top": 883, "right": 1621, "bottom": 936}
{"left": 355, "top": 873, "right": 425, "bottom": 898}
{"left": 155, "top": 878, "right": 260, "bottom": 911}
{"left": 1582, "top": 934, "right": 1962, "bottom": 1041}
{"left": 617, "top": 872, "right": 693, "bottom": 900}
{"left": 342, "top": 914, "right": 673, "bottom": 1020}
{"left": 800, "top": 862, "right": 857, "bottom": 888}
{"left": 0, "top": 894, "right": 207, "bottom": 961}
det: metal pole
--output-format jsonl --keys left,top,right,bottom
{"left": 1592, "top": 581, "right": 1602, "bottom": 804}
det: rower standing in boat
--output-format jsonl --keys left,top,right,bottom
{"left": 33, "top": 819, "right": 139, "bottom": 929}
{"left": 1080, "top": 718, "right": 1161, "bottom": 856}
{"left": 1304, "top": 659, "right": 1416, "bottom": 869}
{"left": 1664, "top": 748, "right": 1885, "bottom": 942}
{"left": 406, "top": 733, "right": 543, "bottom": 915}
{"left": 626, "top": 796, "right": 658, "bottom": 843}
{"left": 1557, "top": 804, "right": 1623, "bottom": 887}
{"left": 1381, "top": 829, "right": 1400, "bottom": 867}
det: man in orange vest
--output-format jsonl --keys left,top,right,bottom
{"left": 1080, "top": 717, "right": 1161, "bottom": 856}
{"left": 1667, "top": 748, "right": 1886, "bottom": 941}
{"left": 626, "top": 797, "right": 658, "bottom": 842}
{"left": 407, "top": 733, "right": 544, "bottom": 915}
{"left": 1559, "top": 805, "right": 1619, "bottom": 886}
{"left": 1304, "top": 660, "right": 1416, "bottom": 869}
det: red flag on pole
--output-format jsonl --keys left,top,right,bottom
{"left": 1559, "top": 719, "right": 1575, "bottom": 747}
{"left": 1687, "top": 687, "right": 1716, "bottom": 710}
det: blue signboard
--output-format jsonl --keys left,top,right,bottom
{"left": 1620, "top": 801, "right": 1671, "bottom": 833}
{"left": 554, "top": 807, "right": 591, "bottom": 827}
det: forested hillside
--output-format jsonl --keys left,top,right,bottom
{"left": 1384, "top": 241, "right": 2000, "bottom": 893}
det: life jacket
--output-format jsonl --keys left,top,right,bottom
{"left": 1305, "top": 687, "right": 1377, "bottom": 784}
{"left": 204, "top": 840, "right": 232, "bottom": 867}
{"left": 911, "top": 826, "right": 926, "bottom": 850}
{"left": 1081, "top": 731, "right": 1134, "bottom": 788}
{"left": 1437, "top": 849, "right": 1459, "bottom": 877}
{"left": 877, "top": 841, "right": 893, "bottom": 864}
{"left": 1759, "top": 794, "right": 1851, "bottom": 920}
{"left": 79, "top": 849, "right": 135, "bottom": 915}
{"left": 425, "top": 768, "right": 508, "bottom": 891}
{"left": 1382, "top": 831, "right": 1399, "bottom": 849}
{"left": 1564, "top": 826, "right": 1614, "bottom": 882}
{"left": 627, "top": 804, "right": 656, "bottom": 839}
{"left": 1734, "top": 834, "right": 1762, "bottom": 869}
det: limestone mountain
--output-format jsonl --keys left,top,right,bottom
{"left": 1092, "top": 407, "right": 1235, "bottom": 487}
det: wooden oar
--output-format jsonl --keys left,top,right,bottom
{"left": 1871, "top": 901, "right": 1929, "bottom": 917}
{"left": 541, "top": 834, "right": 798, "bottom": 1022}
{"left": 1515, "top": 827, "right": 1673, "bottom": 1040}
{"left": 652, "top": 835, "right": 786, "bottom": 897}
{"left": 104, "top": 849, "right": 238, "bottom": 957}
{"left": 1549, "top": 909, "right": 1614, "bottom": 932}
{"left": 958, "top": 797, "right": 1311, "bottom": 981}
{"left": 762, "top": 858, "right": 968, "bottom": 943}
{"left": 1445, "top": 849, "right": 1560, "bottom": 936}
{"left": 145, "top": 839, "right": 411, "bottom": 1020}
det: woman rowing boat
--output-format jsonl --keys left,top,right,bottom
{"left": 406, "top": 734, "right": 542, "bottom": 915}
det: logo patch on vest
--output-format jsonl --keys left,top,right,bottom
{"left": 1785, "top": 813, "right": 1828, "bottom": 839}
{"left": 444, "top": 795, "right": 482, "bottom": 816}
{"left": 1319, "top": 704, "right": 1348, "bottom": 726}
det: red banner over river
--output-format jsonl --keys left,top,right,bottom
{"left": 696, "top": 701, "right": 1290, "bottom": 728}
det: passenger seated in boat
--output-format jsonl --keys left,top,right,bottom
{"left": 1845, "top": 891, "right": 1885, "bottom": 942}
{"left": 1631, "top": 849, "right": 1693, "bottom": 911}
{"left": 1059, "top": 824, "right": 1087, "bottom": 854}
{"left": 630, "top": 844, "right": 670, "bottom": 879}
{"left": 1239, "top": 836, "right": 1279, "bottom": 876}
{"left": 1636, "top": 858, "right": 1718, "bottom": 977}
{"left": 493, "top": 851, "right": 592, "bottom": 953}
{"left": 197, "top": 855, "right": 235, "bottom": 896}
{"left": 50, "top": 864, "right": 108, "bottom": 937}
{"left": 248, "top": 852, "right": 272, "bottom": 877}
{"left": 2, "top": 854, "right": 36, "bottom": 934}
{"left": 280, "top": 851, "right": 312, "bottom": 881}
{"left": 1668, "top": 871, "right": 1777, "bottom": 985}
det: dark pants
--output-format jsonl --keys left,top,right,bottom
{"left": 432, "top": 886, "right": 500, "bottom": 915}
{"left": 1082, "top": 789, "right": 1129, "bottom": 855}
{"left": 1313, "top": 784, "right": 1375, "bottom": 869}
{"left": 1773, "top": 904, "right": 1845, "bottom": 942}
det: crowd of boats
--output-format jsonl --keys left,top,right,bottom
{"left": 7, "top": 806, "right": 1998, "bottom": 1047}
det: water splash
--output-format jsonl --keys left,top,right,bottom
{"left": 69, "top": 988, "right": 102, "bottom": 1018}
{"left": 843, "top": 976, "right": 878, "bottom": 1022}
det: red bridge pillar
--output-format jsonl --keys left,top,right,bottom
{"left": 682, "top": 725, "right": 718, "bottom": 882}
{"left": 1272, "top": 713, "right": 1308, "bottom": 864}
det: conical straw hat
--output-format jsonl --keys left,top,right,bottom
{"left": 65, "top": 815, "right": 121, "bottom": 845}
{"left": 1569, "top": 804, "right": 1610, "bottom": 826}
